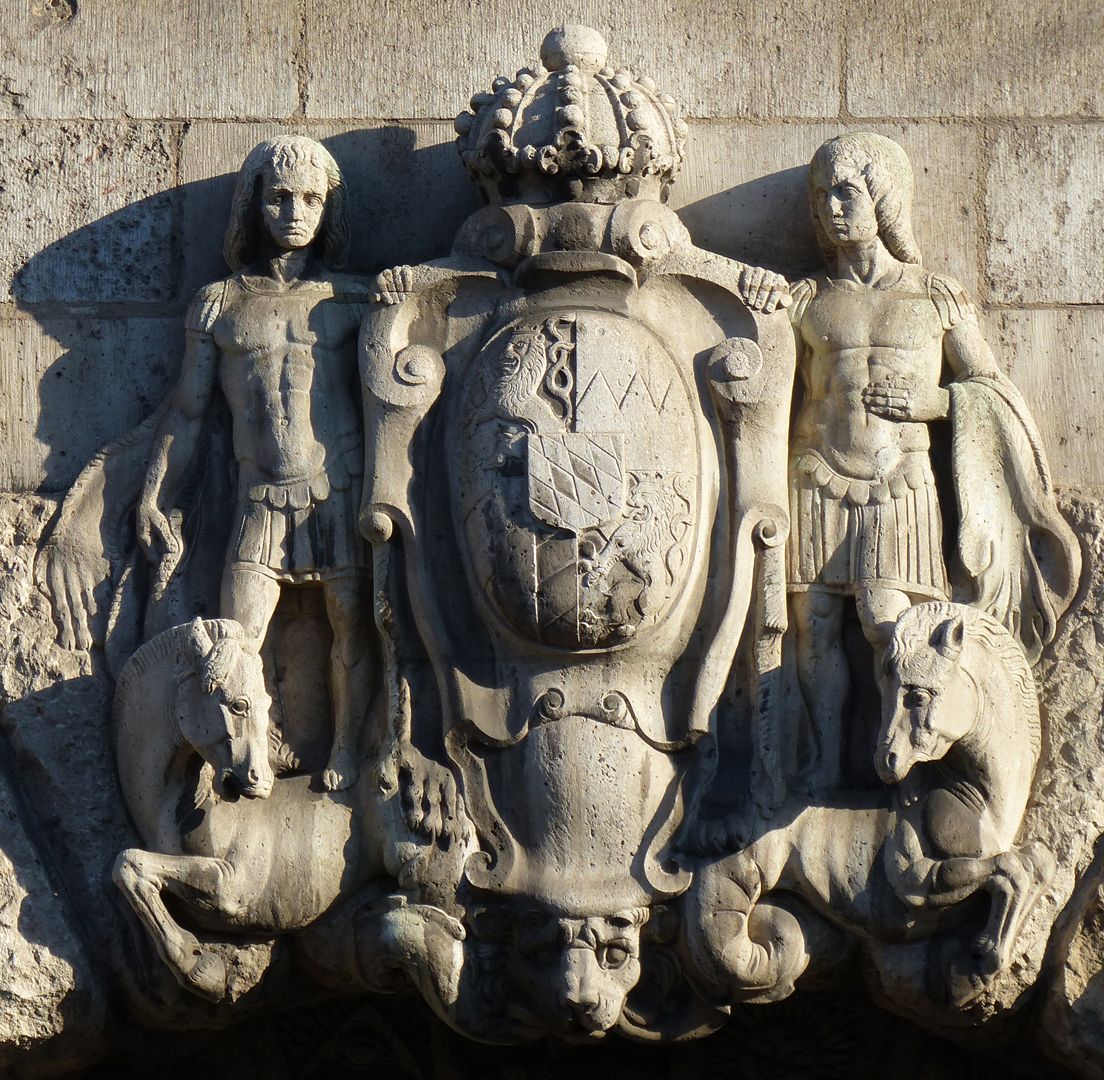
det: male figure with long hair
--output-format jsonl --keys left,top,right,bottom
{"left": 137, "top": 137, "right": 372, "bottom": 791}
{"left": 787, "top": 133, "right": 1077, "bottom": 791}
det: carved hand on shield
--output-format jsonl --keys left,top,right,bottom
{"left": 136, "top": 499, "right": 185, "bottom": 602}
{"left": 862, "top": 377, "right": 949, "bottom": 423}
{"left": 736, "top": 265, "right": 791, "bottom": 314}
{"left": 373, "top": 264, "right": 417, "bottom": 306}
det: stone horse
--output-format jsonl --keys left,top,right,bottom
{"left": 112, "top": 618, "right": 471, "bottom": 1001}
{"left": 685, "top": 601, "right": 1054, "bottom": 1008}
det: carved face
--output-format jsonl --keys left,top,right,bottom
{"left": 813, "top": 165, "right": 879, "bottom": 249}
{"left": 258, "top": 161, "right": 329, "bottom": 252}
{"left": 518, "top": 913, "right": 645, "bottom": 1039}
{"left": 182, "top": 640, "right": 275, "bottom": 800}
{"left": 876, "top": 613, "right": 970, "bottom": 784}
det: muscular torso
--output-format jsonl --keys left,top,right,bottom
{"left": 792, "top": 269, "right": 945, "bottom": 480}
{"left": 212, "top": 276, "right": 364, "bottom": 484}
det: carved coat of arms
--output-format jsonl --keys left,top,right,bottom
{"left": 33, "top": 22, "right": 1083, "bottom": 1054}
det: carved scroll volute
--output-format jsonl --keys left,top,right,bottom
{"left": 359, "top": 262, "right": 501, "bottom": 543}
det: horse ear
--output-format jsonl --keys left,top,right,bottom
{"left": 188, "top": 617, "right": 215, "bottom": 658}
{"left": 934, "top": 613, "right": 965, "bottom": 659}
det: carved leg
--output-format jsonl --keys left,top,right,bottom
{"left": 113, "top": 849, "right": 238, "bottom": 1001}
{"left": 791, "top": 590, "right": 847, "bottom": 791}
{"left": 321, "top": 573, "right": 374, "bottom": 791}
{"left": 855, "top": 586, "right": 911, "bottom": 672}
{"left": 976, "top": 842, "right": 1055, "bottom": 973}
{"left": 220, "top": 566, "right": 282, "bottom": 641}
{"left": 893, "top": 843, "right": 1054, "bottom": 1005}
{"left": 220, "top": 567, "right": 298, "bottom": 769}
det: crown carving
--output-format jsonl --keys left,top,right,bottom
{"left": 454, "top": 25, "right": 688, "bottom": 206}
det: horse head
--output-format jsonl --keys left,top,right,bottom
{"left": 175, "top": 618, "right": 274, "bottom": 800}
{"left": 876, "top": 602, "right": 978, "bottom": 785}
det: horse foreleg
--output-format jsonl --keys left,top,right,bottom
{"left": 977, "top": 842, "right": 1056, "bottom": 974}
{"left": 910, "top": 845, "right": 1053, "bottom": 1006}
{"left": 113, "top": 848, "right": 236, "bottom": 1001}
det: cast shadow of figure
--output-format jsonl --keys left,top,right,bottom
{"left": 677, "top": 163, "right": 823, "bottom": 283}
{"left": 5, "top": 125, "right": 481, "bottom": 1027}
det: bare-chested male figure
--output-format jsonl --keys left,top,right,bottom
{"left": 787, "top": 133, "right": 990, "bottom": 790}
{"left": 138, "top": 137, "right": 371, "bottom": 791}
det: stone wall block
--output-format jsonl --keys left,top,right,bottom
{"left": 0, "top": 122, "right": 177, "bottom": 304}
{"left": 0, "top": 314, "right": 181, "bottom": 494}
{"left": 303, "top": 0, "right": 840, "bottom": 120}
{"left": 847, "top": 0, "right": 1104, "bottom": 118}
{"left": 986, "top": 125, "right": 1104, "bottom": 305}
{"left": 0, "top": 1, "right": 298, "bottom": 119}
{"left": 179, "top": 121, "right": 482, "bottom": 295}
{"left": 675, "top": 121, "right": 981, "bottom": 293}
{"left": 987, "top": 308, "right": 1104, "bottom": 487}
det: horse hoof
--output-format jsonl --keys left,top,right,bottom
{"left": 947, "top": 964, "right": 987, "bottom": 1008}
{"left": 184, "top": 951, "right": 227, "bottom": 1002}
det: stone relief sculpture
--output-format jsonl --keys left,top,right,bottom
{"left": 687, "top": 601, "right": 1053, "bottom": 1009}
{"left": 785, "top": 132, "right": 1080, "bottom": 795}
{"left": 139, "top": 137, "right": 371, "bottom": 791}
{"left": 349, "top": 22, "right": 794, "bottom": 1040}
{"left": 15, "top": 22, "right": 1095, "bottom": 1073}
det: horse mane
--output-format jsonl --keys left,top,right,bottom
{"left": 114, "top": 618, "right": 250, "bottom": 714}
{"left": 892, "top": 602, "right": 1040, "bottom": 758}
{"left": 113, "top": 619, "right": 257, "bottom": 825}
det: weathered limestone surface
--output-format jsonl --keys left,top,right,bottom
{"left": 992, "top": 310, "right": 1104, "bottom": 487}
{"left": 846, "top": 0, "right": 1104, "bottom": 118}
{"left": 0, "top": 0, "right": 299, "bottom": 119}
{"left": 0, "top": 315, "right": 179, "bottom": 492}
{"left": 302, "top": 0, "right": 840, "bottom": 119}
{"left": 0, "top": 121, "right": 176, "bottom": 304}
{"left": 986, "top": 125, "right": 1104, "bottom": 306}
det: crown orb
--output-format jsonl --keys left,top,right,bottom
{"left": 540, "top": 25, "right": 609, "bottom": 74}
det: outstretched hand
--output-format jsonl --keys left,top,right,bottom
{"left": 38, "top": 538, "right": 108, "bottom": 652}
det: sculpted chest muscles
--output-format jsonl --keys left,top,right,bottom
{"left": 794, "top": 271, "right": 946, "bottom": 479}
{"left": 212, "top": 276, "right": 364, "bottom": 483}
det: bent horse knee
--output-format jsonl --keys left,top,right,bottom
{"left": 113, "top": 848, "right": 148, "bottom": 890}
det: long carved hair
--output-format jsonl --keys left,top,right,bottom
{"left": 222, "top": 136, "right": 350, "bottom": 271}
{"left": 809, "top": 132, "right": 921, "bottom": 266}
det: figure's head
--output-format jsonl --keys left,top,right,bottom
{"left": 808, "top": 133, "right": 920, "bottom": 265}
{"left": 468, "top": 904, "right": 648, "bottom": 1040}
{"left": 876, "top": 603, "right": 973, "bottom": 784}
{"left": 177, "top": 619, "right": 274, "bottom": 799}
{"left": 223, "top": 136, "right": 350, "bottom": 270}
{"left": 534, "top": 912, "right": 647, "bottom": 1039}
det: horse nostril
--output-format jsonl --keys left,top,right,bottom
{"left": 885, "top": 752, "right": 898, "bottom": 774}
{"left": 247, "top": 768, "right": 260, "bottom": 785}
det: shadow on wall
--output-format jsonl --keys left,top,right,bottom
{"left": 676, "top": 163, "right": 822, "bottom": 281}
